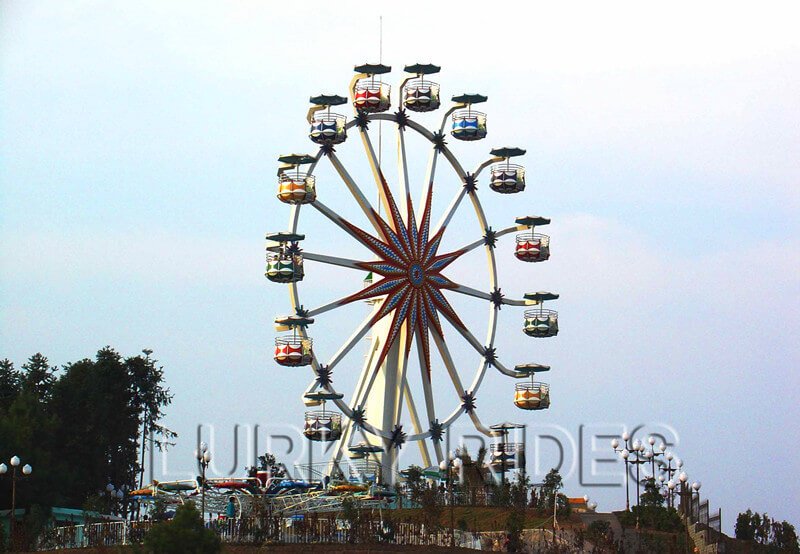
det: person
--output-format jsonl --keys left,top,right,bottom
{"left": 226, "top": 497, "right": 237, "bottom": 519}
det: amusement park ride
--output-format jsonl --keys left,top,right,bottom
{"left": 132, "top": 62, "right": 560, "bottom": 517}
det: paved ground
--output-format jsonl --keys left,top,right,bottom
{"left": 579, "top": 510, "right": 623, "bottom": 537}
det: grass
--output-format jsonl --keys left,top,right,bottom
{"left": 386, "top": 507, "right": 577, "bottom": 532}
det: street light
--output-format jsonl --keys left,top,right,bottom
{"left": 613, "top": 433, "right": 647, "bottom": 509}
{"left": 105, "top": 484, "right": 127, "bottom": 515}
{"left": 195, "top": 442, "right": 212, "bottom": 521}
{"left": 630, "top": 441, "right": 647, "bottom": 508}
{"left": 612, "top": 439, "right": 631, "bottom": 510}
{"left": 440, "top": 454, "right": 462, "bottom": 547}
{"left": 0, "top": 456, "right": 33, "bottom": 530}
{"left": 641, "top": 437, "right": 666, "bottom": 477}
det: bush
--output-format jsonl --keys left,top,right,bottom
{"left": 618, "top": 505, "right": 682, "bottom": 532}
{"left": 143, "top": 501, "right": 220, "bottom": 554}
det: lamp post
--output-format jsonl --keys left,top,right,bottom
{"left": 643, "top": 437, "right": 666, "bottom": 477}
{"left": 195, "top": 442, "right": 212, "bottom": 521}
{"left": 658, "top": 452, "right": 677, "bottom": 498}
{"left": 669, "top": 459, "right": 684, "bottom": 509}
{"left": 677, "top": 471, "right": 689, "bottom": 517}
{"left": 611, "top": 436, "right": 631, "bottom": 510}
{"left": 0, "top": 456, "right": 33, "bottom": 529}
{"left": 105, "top": 484, "right": 126, "bottom": 515}
{"left": 439, "top": 453, "right": 463, "bottom": 547}
{"left": 690, "top": 481, "right": 702, "bottom": 521}
{"left": 629, "top": 440, "right": 647, "bottom": 508}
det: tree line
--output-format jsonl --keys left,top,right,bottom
{"left": 735, "top": 509, "right": 799, "bottom": 552}
{"left": 0, "top": 347, "right": 174, "bottom": 513}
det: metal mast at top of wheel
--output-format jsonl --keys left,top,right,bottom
{"left": 265, "top": 61, "right": 561, "bottom": 484}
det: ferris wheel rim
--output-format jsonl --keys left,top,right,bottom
{"left": 282, "top": 107, "right": 521, "bottom": 445}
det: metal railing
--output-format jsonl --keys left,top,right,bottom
{"left": 36, "top": 517, "right": 482, "bottom": 550}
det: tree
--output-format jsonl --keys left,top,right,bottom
{"left": 403, "top": 465, "right": 425, "bottom": 505}
{"left": 476, "top": 445, "right": 488, "bottom": 468}
{"left": 735, "top": 509, "right": 800, "bottom": 552}
{"left": 341, "top": 497, "right": 367, "bottom": 543}
{"left": 418, "top": 484, "right": 443, "bottom": 532}
{"left": 0, "top": 359, "right": 21, "bottom": 412}
{"left": 0, "top": 347, "right": 175, "bottom": 513}
{"left": 247, "top": 452, "right": 286, "bottom": 480}
{"left": 735, "top": 509, "right": 756, "bottom": 541}
{"left": 772, "top": 520, "right": 800, "bottom": 553}
{"left": 538, "top": 468, "right": 563, "bottom": 510}
{"left": 128, "top": 349, "right": 176, "bottom": 490}
{"left": 640, "top": 477, "right": 664, "bottom": 507}
{"left": 21, "top": 353, "right": 56, "bottom": 400}
{"left": 505, "top": 477, "right": 529, "bottom": 552}
{"left": 143, "top": 501, "right": 220, "bottom": 553}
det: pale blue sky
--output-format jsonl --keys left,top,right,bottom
{"left": 1, "top": 1, "right": 798, "bottom": 532}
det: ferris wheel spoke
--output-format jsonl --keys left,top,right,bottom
{"left": 302, "top": 252, "right": 369, "bottom": 272}
{"left": 466, "top": 411, "right": 494, "bottom": 437}
{"left": 328, "top": 335, "right": 381, "bottom": 467}
{"left": 326, "top": 152, "right": 385, "bottom": 238}
{"left": 448, "top": 283, "right": 529, "bottom": 307}
{"left": 417, "top": 146, "right": 440, "bottom": 224}
{"left": 309, "top": 200, "right": 377, "bottom": 251}
{"left": 357, "top": 127, "right": 402, "bottom": 232}
{"left": 429, "top": 327, "right": 467, "bottom": 393}
{"left": 306, "top": 148, "right": 325, "bottom": 175}
{"left": 396, "top": 128, "right": 412, "bottom": 216}
{"left": 492, "top": 358, "right": 523, "bottom": 378}
{"left": 431, "top": 157, "right": 499, "bottom": 236}
{"left": 431, "top": 187, "right": 467, "bottom": 238}
{"left": 414, "top": 327, "right": 444, "bottom": 463}
{"left": 453, "top": 224, "right": 521, "bottom": 256}
{"left": 438, "top": 307, "right": 484, "bottom": 354}
{"left": 393, "top": 326, "right": 412, "bottom": 425}
{"left": 324, "top": 311, "right": 377, "bottom": 371}
{"left": 402, "top": 377, "right": 435, "bottom": 467}
{"left": 305, "top": 294, "right": 358, "bottom": 318}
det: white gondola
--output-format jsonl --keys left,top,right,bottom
{"left": 451, "top": 93, "right": 488, "bottom": 141}
{"left": 523, "top": 309, "right": 559, "bottom": 338}
{"left": 489, "top": 162, "right": 525, "bottom": 193}
{"left": 522, "top": 292, "right": 559, "bottom": 338}
{"left": 265, "top": 232, "right": 305, "bottom": 284}
{"left": 309, "top": 113, "right": 347, "bottom": 145}
{"left": 308, "top": 94, "right": 348, "bottom": 145}
{"left": 277, "top": 153, "right": 317, "bottom": 205}
{"left": 488, "top": 443, "right": 525, "bottom": 470}
{"left": 514, "top": 381, "right": 550, "bottom": 410}
{"left": 515, "top": 232, "right": 550, "bottom": 262}
{"left": 354, "top": 82, "right": 390, "bottom": 113}
{"left": 514, "top": 216, "right": 551, "bottom": 263}
{"left": 265, "top": 252, "right": 304, "bottom": 283}
{"left": 277, "top": 172, "right": 316, "bottom": 204}
{"left": 451, "top": 108, "right": 487, "bottom": 141}
{"left": 274, "top": 335, "right": 313, "bottom": 367}
{"left": 404, "top": 78, "right": 440, "bottom": 112}
{"left": 304, "top": 411, "right": 342, "bottom": 442}
{"left": 353, "top": 63, "right": 392, "bottom": 114}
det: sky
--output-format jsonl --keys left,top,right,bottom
{"left": 1, "top": 0, "right": 799, "bottom": 534}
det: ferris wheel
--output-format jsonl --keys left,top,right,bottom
{"left": 266, "top": 63, "right": 559, "bottom": 481}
